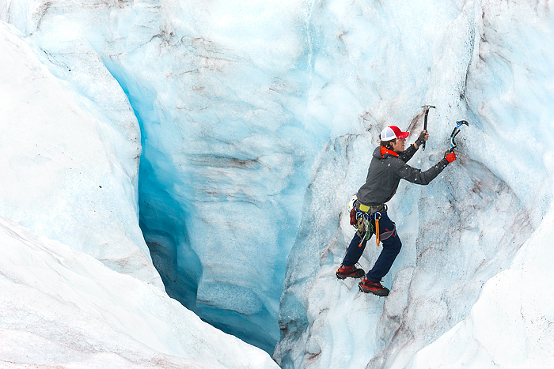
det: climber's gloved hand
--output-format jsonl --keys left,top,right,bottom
{"left": 443, "top": 149, "right": 456, "bottom": 164}
{"left": 415, "top": 130, "right": 428, "bottom": 148}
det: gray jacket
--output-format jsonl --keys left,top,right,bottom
{"left": 356, "top": 145, "right": 449, "bottom": 206}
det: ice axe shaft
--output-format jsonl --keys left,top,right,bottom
{"left": 422, "top": 105, "right": 435, "bottom": 151}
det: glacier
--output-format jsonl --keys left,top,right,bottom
{"left": 1, "top": 0, "right": 554, "bottom": 368}
{"left": 0, "top": 19, "right": 277, "bottom": 369}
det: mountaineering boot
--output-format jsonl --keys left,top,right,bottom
{"left": 336, "top": 264, "right": 365, "bottom": 279}
{"left": 358, "top": 277, "right": 390, "bottom": 296}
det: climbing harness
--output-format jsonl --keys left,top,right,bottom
{"left": 421, "top": 105, "right": 435, "bottom": 151}
{"left": 349, "top": 200, "right": 387, "bottom": 247}
{"left": 449, "top": 120, "right": 469, "bottom": 151}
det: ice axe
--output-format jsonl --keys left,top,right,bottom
{"left": 421, "top": 105, "right": 435, "bottom": 151}
{"left": 448, "top": 120, "right": 469, "bottom": 153}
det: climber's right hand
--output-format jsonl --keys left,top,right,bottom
{"left": 444, "top": 149, "right": 456, "bottom": 163}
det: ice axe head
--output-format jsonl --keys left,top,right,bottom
{"left": 421, "top": 105, "right": 435, "bottom": 150}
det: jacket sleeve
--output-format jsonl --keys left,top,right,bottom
{"left": 398, "top": 144, "right": 418, "bottom": 163}
{"left": 395, "top": 158, "right": 449, "bottom": 185}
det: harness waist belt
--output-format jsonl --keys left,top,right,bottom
{"left": 356, "top": 202, "right": 386, "bottom": 214}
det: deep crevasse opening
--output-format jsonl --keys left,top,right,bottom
{"left": 100, "top": 55, "right": 312, "bottom": 354}
{"left": 17, "top": 0, "right": 324, "bottom": 357}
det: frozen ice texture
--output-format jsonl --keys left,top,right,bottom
{"left": 0, "top": 20, "right": 278, "bottom": 368}
{"left": 1, "top": 0, "right": 554, "bottom": 368}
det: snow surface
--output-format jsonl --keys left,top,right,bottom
{"left": 1, "top": 0, "right": 554, "bottom": 368}
{"left": 0, "top": 215, "right": 276, "bottom": 369}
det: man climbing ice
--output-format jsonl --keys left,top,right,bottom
{"left": 336, "top": 125, "right": 457, "bottom": 296}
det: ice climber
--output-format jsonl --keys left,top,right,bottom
{"left": 336, "top": 125, "right": 457, "bottom": 296}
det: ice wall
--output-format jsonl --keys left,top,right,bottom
{"left": 0, "top": 19, "right": 160, "bottom": 285}
{"left": 0, "top": 20, "right": 278, "bottom": 368}
{"left": 2, "top": 0, "right": 554, "bottom": 367}
{"left": 276, "top": 1, "right": 554, "bottom": 368}
{"left": 97, "top": 1, "right": 315, "bottom": 351}
{"left": 1, "top": 0, "right": 318, "bottom": 353}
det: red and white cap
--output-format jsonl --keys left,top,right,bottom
{"left": 381, "top": 126, "right": 409, "bottom": 141}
